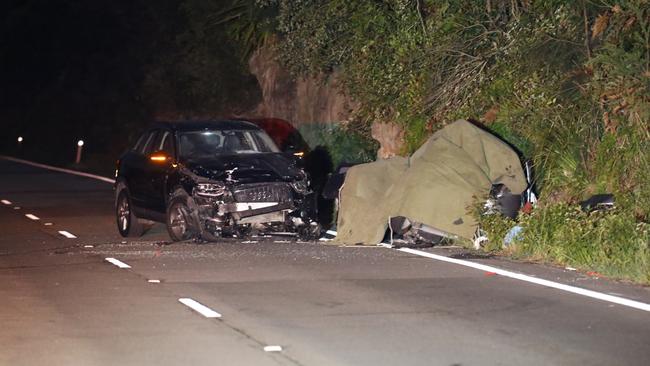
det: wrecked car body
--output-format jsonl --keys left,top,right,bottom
{"left": 115, "top": 120, "right": 320, "bottom": 242}
{"left": 333, "top": 120, "right": 529, "bottom": 247}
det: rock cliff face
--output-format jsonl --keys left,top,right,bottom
{"left": 247, "top": 44, "right": 354, "bottom": 125}
{"left": 247, "top": 43, "right": 405, "bottom": 160}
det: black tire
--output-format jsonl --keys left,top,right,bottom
{"left": 298, "top": 222, "right": 322, "bottom": 241}
{"left": 116, "top": 189, "right": 144, "bottom": 237}
{"left": 166, "top": 192, "right": 200, "bottom": 242}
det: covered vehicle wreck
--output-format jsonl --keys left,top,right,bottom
{"left": 334, "top": 120, "right": 528, "bottom": 246}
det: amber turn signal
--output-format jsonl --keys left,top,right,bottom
{"left": 150, "top": 154, "right": 168, "bottom": 162}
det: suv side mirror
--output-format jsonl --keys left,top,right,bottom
{"left": 149, "top": 151, "right": 173, "bottom": 164}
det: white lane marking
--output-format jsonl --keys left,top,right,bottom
{"left": 25, "top": 214, "right": 40, "bottom": 220}
{"left": 58, "top": 230, "right": 77, "bottom": 238}
{"left": 178, "top": 298, "right": 222, "bottom": 318}
{"left": 148, "top": 279, "right": 161, "bottom": 283}
{"left": 1, "top": 199, "right": 11, "bottom": 205}
{"left": 44, "top": 222, "right": 53, "bottom": 226}
{"left": 389, "top": 246, "right": 650, "bottom": 313}
{"left": 13, "top": 206, "right": 21, "bottom": 210}
{"left": 263, "top": 345, "right": 283, "bottom": 352}
{"left": 0, "top": 156, "right": 115, "bottom": 184}
{"left": 83, "top": 245, "right": 94, "bottom": 248}
{"left": 105, "top": 257, "right": 131, "bottom": 269}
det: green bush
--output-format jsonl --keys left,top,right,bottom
{"left": 298, "top": 123, "right": 377, "bottom": 168}
{"left": 479, "top": 204, "right": 650, "bottom": 283}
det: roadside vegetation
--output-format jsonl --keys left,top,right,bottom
{"left": 227, "top": 0, "right": 649, "bottom": 282}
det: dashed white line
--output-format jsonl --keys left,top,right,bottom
{"left": 105, "top": 257, "right": 131, "bottom": 269}
{"left": 13, "top": 206, "right": 20, "bottom": 210}
{"left": 178, "top": 298, "right": 222, "bottom": 318}
{"left": 1, "top": 199, "right": 11, "bottom": 205}
{"left": 388, "top": 246, "right": 650, "bottom": 313}
{"left": 58, "top": 230, "right": 77, "bottom": 239}
{"left": 263, "top": 345, "right": 283, "bottom": 352}
{"left": 148, "top": 279, "right": 161, "bottom": 283}
{"left": 83, "top": 245, "right": 94, "bottom": 248}
{"left": 25, "top": 214, "right": 40, "bottom": 220}
{"left": 44, "top": 222, "right": 53, "bottom": 226}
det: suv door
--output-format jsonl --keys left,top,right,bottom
{"left": 146, "top": 129, "right": 176, "bottom": 214}
{"left": 129, "top": 129, "right": 158, "bottom": 210}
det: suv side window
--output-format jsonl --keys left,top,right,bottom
{"left": 132, "top": 133, "right": 147, "bottom": 152}
{"left": 140, "top": 130, "right": 159, "bottom": 156}
{"left": 159, "top": 131, "right": 174, "bottom": 156}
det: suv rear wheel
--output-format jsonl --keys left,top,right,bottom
{"left": 116, "top": 190, "right": 144, "bottom": 237}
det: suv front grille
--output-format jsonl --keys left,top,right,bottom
{"left": 233, "top": 183, "right": 292, "bottom": 202}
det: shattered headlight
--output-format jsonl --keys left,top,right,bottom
{"left": 195, "top": 182, "right": 227, "bottom": 197}
{"left": 291, "top": 178, "right": 310, "bottom": 194}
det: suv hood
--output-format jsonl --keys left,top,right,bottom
{"left": 183, "top": 153, "right": 304, "bottom": 183}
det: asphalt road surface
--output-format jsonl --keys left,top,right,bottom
{"left": 1, "top": 157, "right": 649, "bottom": 366}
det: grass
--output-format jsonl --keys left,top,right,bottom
{"left": 478, "top": 203, "right": 650, "bottom": 284}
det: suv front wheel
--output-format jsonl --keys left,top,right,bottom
{"left": 166, "top": 192, "right": 201, "bottom": 241}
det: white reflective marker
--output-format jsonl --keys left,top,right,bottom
{"left": 105, "top": 257, "right": 131, "bottom": 269}
{"left": 386, "top": 245, "right": 650, "bottom": 313}
{"left": 178, "top": 298, "right": 222, "bottom": 318}
{"left": 25, "top": 214, "right": 40, "bottom": 220}
{"left": 1, "top": 199, "right": 11, "bottom": 205}
{"left": 263, "top": 346, "right": 283, "bottom": 352}
{"left": 58, "top": 230, "right": 77, "bottom": 238}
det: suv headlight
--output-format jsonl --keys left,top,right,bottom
{"left": 195, "top": 182, "right": 227, "bottom": 197}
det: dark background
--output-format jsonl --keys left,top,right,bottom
{"left": 0, "top": 0, "right": 260, "bottom": 173}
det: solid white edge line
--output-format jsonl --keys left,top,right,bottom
{"left": 0, "top": 155, "right": 115, "bottom": 184}
{"left": 58, "top": 230, "right": 77, "bottom": 239}
{"left": 1, "top": 199, "right": 12, "bottom": 205}
{"left": 25, "top": 214, "right": 40, "bottom": 220}
{"left": 393, "top": 246, "right": 650, "bottom": 312}
{"left": 263, "top": 345, "right": 283, "bottom": 352}
{"left": 105, "top": 257, "right": 131, "bottom": 269}
{"left": 178, "top": 298, "right": 222, "bottom": 318}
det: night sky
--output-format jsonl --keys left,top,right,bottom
{"left": 0, "top": 0, "right": 256, "bottom": 169}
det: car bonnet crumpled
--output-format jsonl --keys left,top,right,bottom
{"left": 335, "top": 120, "right": 527, "bottom": 245}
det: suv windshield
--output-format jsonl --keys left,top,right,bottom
{"left": 178, "top": 129, "right": 280, "bottom": 161}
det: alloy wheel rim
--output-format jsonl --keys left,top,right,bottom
{"left": 170, "top": 204, "right": 187, "bottom": 238}
{"left": 118, "top": 196, "right": 130, "bottom": 232}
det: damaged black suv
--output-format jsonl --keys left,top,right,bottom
{"left": 114, "top": 120, "right": 319, "bottom": 241}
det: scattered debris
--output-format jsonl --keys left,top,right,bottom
{"left": 580, "top": 194, "right": 615, "bottom": 212}
{"left": 503, "top": 225, "right": 524, "bottom": 247}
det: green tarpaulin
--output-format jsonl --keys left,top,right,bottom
{"left": 335, "top": 120, "right": 527, "bottom": 245}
